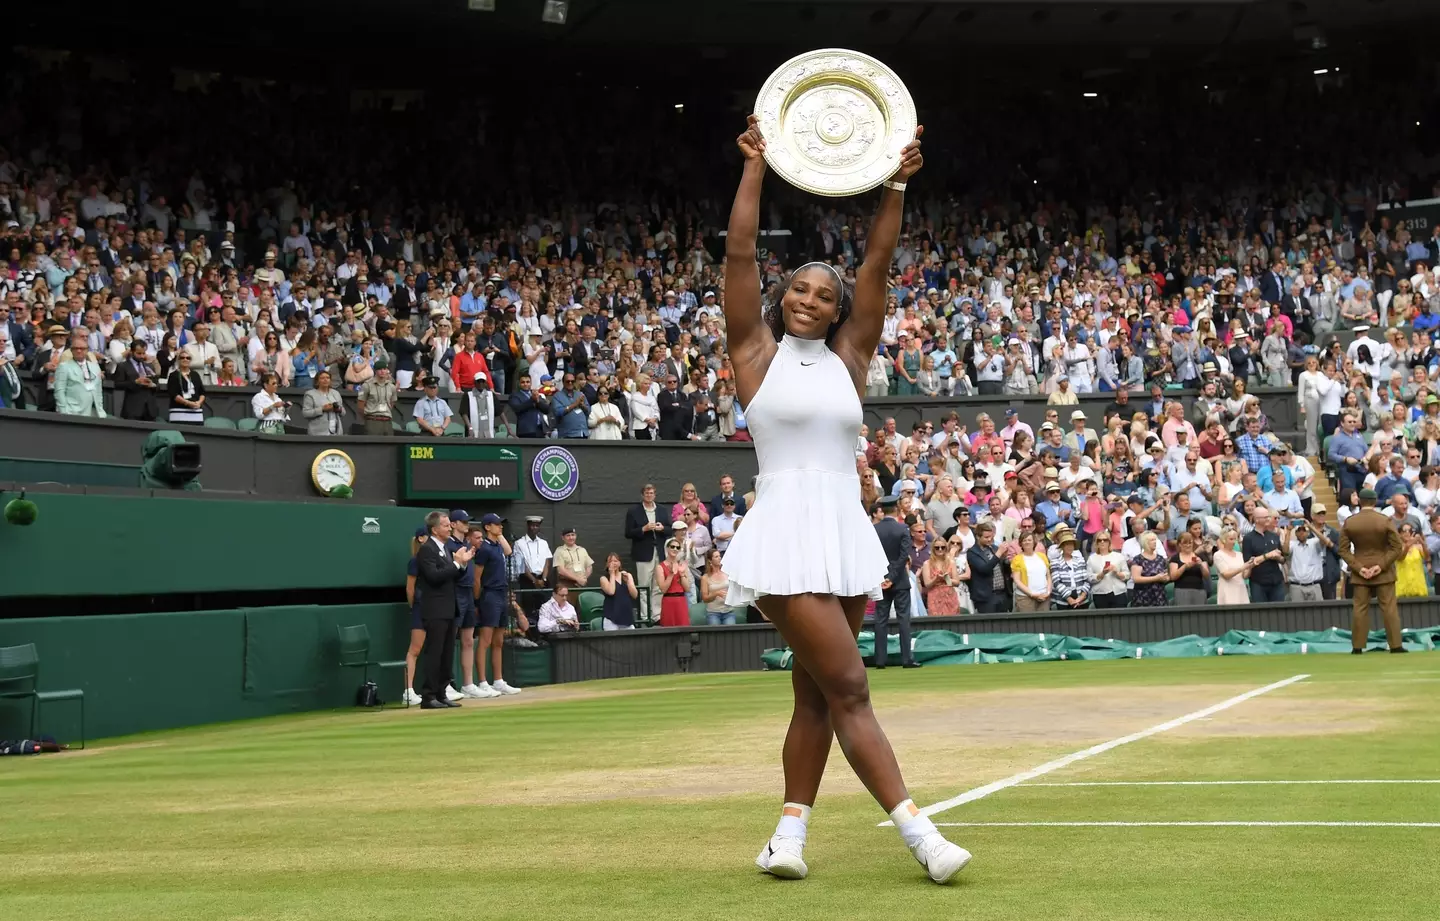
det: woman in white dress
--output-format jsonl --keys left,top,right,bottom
{"left": 723, "top": 116, "right": 968, "bottom": 885}
{"left": 1295, "top": 355, "right": 1326, "bottom": 457}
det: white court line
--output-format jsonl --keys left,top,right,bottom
{"left": 1022, "top": 780, "right": 1440, "bottom": 787}
{"left": 881, "top": 673, "right": 1311, "bottom": 827}
{"left": 933, "top": 822, "right": 1440, "bottom": 829}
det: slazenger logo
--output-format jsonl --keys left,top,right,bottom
{"left": 361, "top": 517, "right": 380, "bottom": 534}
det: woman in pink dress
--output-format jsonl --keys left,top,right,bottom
{"left": 1212, "top": 526, "right": 1254, "bottom": 606}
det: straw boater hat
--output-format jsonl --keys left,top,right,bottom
{"left": 1051, "top": 526, "right": 1078, "bottom": 546}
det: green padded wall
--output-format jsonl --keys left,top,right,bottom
{"left": 0, "top": 604, "right": 411, "bottom": 741}
{"left": 0, "top": 456, "right": 141, "bottom": 488}
{"left": 0, "top": 494, "right": 421, "bottom": 597}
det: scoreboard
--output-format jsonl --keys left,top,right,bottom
{"left": 398, "top": 444, "right": 525, "bottom": 501}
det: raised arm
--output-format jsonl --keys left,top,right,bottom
{"left": 724, "top": 115, "right": 778, "bottom": 407}
{"left": 833, "top": 126, "right": 924, "bottom": 374}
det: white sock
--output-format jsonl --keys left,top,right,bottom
{"left": 888, "top": 799, "right": 937, "bottom": 848}
{"left": 775, "top": 802, "right": 811, "bottom": 841}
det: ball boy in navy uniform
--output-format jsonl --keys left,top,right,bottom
{"left": 474, "top": 512, "right": 523, "bottom": 696}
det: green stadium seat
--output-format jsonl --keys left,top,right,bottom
{"left": 576, "top": 591, "right": 604, "bottom": 620}
{"left": 236, "top": 418, "right": 260, "bottom": 432}
{"left": 405, "top": 421, "right": 422, "bottom": 434}
{"left": 588, "top": 617, "right": 604, "bottom": 632}
{"left": 336, "top": 625, "right": 407, "bottom": 708}
{"left": 203, "top": 417, "right": 238, "bottom": 430}
{"left": 0, "top": 644, "right": 85, "bottom": 749}
{"left": 443, "top": 421, "right": 465, "bottom": 437}
{"left": 495, "top": 422, "right": 512, "bottom": 438}
{"left": 689, "top": 602, "right": 708, "bottom": 626}
{"left": 392, "top": 421, "right": 405, "bottom": 433}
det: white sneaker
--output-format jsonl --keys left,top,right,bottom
{"left": 401, "top": 688, "right": 422, "bottom": 706}
{"left": 755, "top": 835, "right": 808, "bottom": 880}
{"left": 460, "top": 683, "right": 489, "bottom": 699}
{"left": 444, "top": 684, "right": 463, "bottom": 702}
{"left": 910, "top": 832, "right": 971, "bottom": 884}
{"left": 473, "top": 682, "right": 502, "bottom": 698}
{"left": 492, "top": 679, "right": 522, "bottom": 695}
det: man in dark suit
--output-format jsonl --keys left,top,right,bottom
{"left": 708, "top": 474, "right": 748, "bottom": 519}
{"left": 657, "top": 375, "right": 689, "bottom": 440}
{"left": 569, "top": 326, "right": 600, "bottom": 375}
{"left": 1338, "top": 489, "right": 1407, "bottom": 654}
{"left": 416, "top": 510, "right": 475, "bottom": 708}
{"left": 623, "top": 484, "right": 671, "bottom": 623}
{"left": 508, "top": 372, "right": 548, "bottom": 438}
{"left": 111, "top": 338, "right": 159, "bottom": 421}
{"left": 2, "top": 299, "right": 35, "bottom": 365}
{"left": 872, "top": 496, "right": 918, "bottom": 669}
{"left": 1259, "top": 261, "right": 1287, "bottom": 304}
{"left": 1279, "top": 282, "right": 1314, "bottom": 338}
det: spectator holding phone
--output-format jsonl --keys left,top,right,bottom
{"left": 537, "top": 584, "right": 581, "bottom": 634}
{"left": 252, "top": 371, "right": 290, "bottom": 433}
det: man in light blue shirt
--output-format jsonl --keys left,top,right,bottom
{"left": 1326, "top": 412, "right": 1368, "bottom": 495}
{"left": 413, "top": 377, "right": 453, "bottom": 436}
{"left": 551, "top": 372, "right": 590, "bottom": 439}
{"left": 458, "top": 283, "right": 487, "bottom": 330}
{"left": 1262, "top": 480, "right": 1304, "bottom": 526}
{"left": 1256, "top": 449, "right": 1296, "bottom": 493}
{"left": 930, "top": 335, "right": 957, "bottom": 395}
{"left": 1374, "top": 455, "right": 1415, "bottom": 505}
{"left": 1036, "top": 482, "right": 1074, "bottom": 530}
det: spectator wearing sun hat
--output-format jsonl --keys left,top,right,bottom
{"left": 1063, "top": 409, "right": 1098, "bottom": 456}
{"left": 1036, "top": 481, "right": 1074, "bottom": 531}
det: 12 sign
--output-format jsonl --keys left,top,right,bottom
{"left": 532, "top": 446, "right": 580, "bottom": 501}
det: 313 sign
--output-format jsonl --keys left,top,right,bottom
{"left": 399, "top": 444, "right": 524, "bottom": 500}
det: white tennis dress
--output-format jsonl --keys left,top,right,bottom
{"left": 723, "top": 334, "right": 888, "bottom": 605}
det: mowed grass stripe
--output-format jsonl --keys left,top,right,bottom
{"left": 0, "top": 655, "right": 1435, "bottom": 921}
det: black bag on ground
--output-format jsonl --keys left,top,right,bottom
{"left": 355, "top": 681, "right": 381, "bottom": 707}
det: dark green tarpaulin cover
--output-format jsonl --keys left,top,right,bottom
{"left": 760, "top": 626, "right": 1440, "bottom": 670}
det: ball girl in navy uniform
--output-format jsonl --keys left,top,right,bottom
{"left": 402, "top": 527, "right": 428, "bottom": 706}
{"left": 721, "top": 115, "right": 970, "bottom": 884}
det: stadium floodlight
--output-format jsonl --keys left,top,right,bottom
{"left": 1083, "top": 92, "right": 1098, "bottom": 98}
{"left": 467, "top": 0, "right": 495, "bottom": 10}
{"left": 1313, "top": 68, "right": 1329, "bottom": 75}
{"left": 674, "top": 103, "right": 684, "bottom": 111}
{"left": 541, "top": 0, "right": 568, "bottom": 24}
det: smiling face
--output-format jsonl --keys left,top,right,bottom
{"left": 781, "top": 266, "right": 843, "bottom": 339}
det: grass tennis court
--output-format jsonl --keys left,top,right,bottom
{"left": 3, "top": 654, "right": 1437, "bottom": 921}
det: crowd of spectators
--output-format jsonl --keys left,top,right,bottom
{"left": 4, "top": 57, "right": 1440, "bottom": 613}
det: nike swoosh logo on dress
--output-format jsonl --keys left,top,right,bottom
{"left": 800, "top": 361, "right": 817, "bottom": 367}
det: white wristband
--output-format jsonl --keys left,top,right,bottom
{"left": 883, "top": 180, "right": 907, "bottom": 192}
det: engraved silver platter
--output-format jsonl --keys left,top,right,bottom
{"left": 754, "top": 48, "right": 917, "bottom": 198}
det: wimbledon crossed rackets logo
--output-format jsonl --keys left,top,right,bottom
{"left": 532, "top": 446, "right": 580, "bottom": 501}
